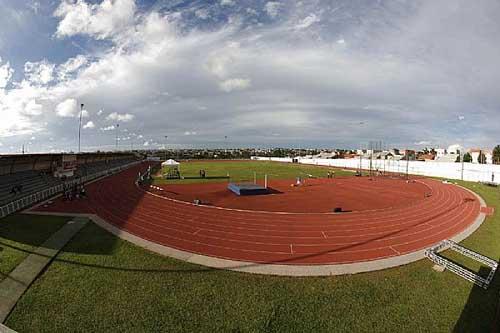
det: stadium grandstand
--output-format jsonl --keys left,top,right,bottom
{"left": 0, "top": 152, "right": 142, "bottom": 218}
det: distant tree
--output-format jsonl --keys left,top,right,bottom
{"left": 478, "top": 151, "right": 487, "bottom": 164}
{"left": 463, "top": 152, "right": 472, "bottom": 163}
{"left": 493, "top": 145, "right": 500, "bottom": 164}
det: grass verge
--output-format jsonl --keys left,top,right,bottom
{"left": 153, "top": 160, "right": 356, "bottom": 185}
{"left": 3, "top": 180, "right": 500, "bottom": 332}
{"left": 0, "top": 214, "right": 70, "bottom": 283}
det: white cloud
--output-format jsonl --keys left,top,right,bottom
{"left": 97, "top": 109, "right": 104, "bottom": 116}
{"left": 55, "top": 98, "right": 78, "bottom": 117}
{"left": 54, "top": 0, "right": 136, "bottom": 40}
{"left": 184, "top": 131, "right": 197, "bottom": 136}
{"left": 1, "top": 1, "right": 500, "bottom": 151}
{"left": 264, "top": 2, "right": 281, "bottom": 18}
{"left": 24, "top": 60, "right": 55, "bottom": 85}
{"left": 106, "top": 112, "right": 135, "bottom": 122}
{"left": 246, "top": 8, "right": 258, "bottom": 16}
{"left": 57, "top": 55, "right": 88, "bottom": 80}
{"left": 337, "top": 39, "right": 345, "bottom": 44}
{"left": 100, "top": 125, "right": 115, "bottom": 131}
{"left": 24, "top": 99, "right": 43, "bottom": 116}
{"left": 295, "top": 13, "right": 321, "bottom": 30}
{"left": 219, "top": 78, "right": 251, "bottom": 92}
{"left": 220, "top": 0, "right": 235, "bottom": 6}
{"left": 83, "top": 121, "right": 95, "bottom": 129}
{"left": 195, "top": 9, "right": 209, "bottom": 20}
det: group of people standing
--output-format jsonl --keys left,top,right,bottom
{"left": 63, "top": 182, "right": 87, "bottom": 201}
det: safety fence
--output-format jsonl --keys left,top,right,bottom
{"left": 252, "top": 157, "right": 500, "bottom": 184}
{"left": 0, "top": 161, "right": 141, "bottom": 219}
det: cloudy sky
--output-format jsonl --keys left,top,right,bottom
{"left": 0, "top": 0, "right": 499, "bottom": 153}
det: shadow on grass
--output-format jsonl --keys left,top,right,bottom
{"left": 0, "top": 239, "right": 215, "bottom": 275}
{"left": 453, "top": 265, "right": 500, "bottom": 332}
{"left": 0, "top": 163, "right": 151, "bottom": 255}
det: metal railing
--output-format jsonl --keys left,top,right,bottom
{"left": 426, "top": 240, "right": 498, "bottom": 289}
{"left": 0, "top": 161, "right": 141, "bottom": 219}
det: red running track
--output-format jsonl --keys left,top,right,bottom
{"left": 35, "top": 163, "right": 482, "bottom": 265}
{"left": 150, "top": 177, "right": 431, "bottom": 213}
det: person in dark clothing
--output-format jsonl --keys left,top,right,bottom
{"left": 10, "top": 185, "right": 22, "bottom": 195}
{"left": 80, "top": 185, "right": 87, "bottom": 198}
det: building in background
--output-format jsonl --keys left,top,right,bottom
{"left": 469, "top": 149, "right": 493, "bottom": 164}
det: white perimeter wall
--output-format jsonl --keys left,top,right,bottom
{"left": 252, "top": 157, "right": 500, "bottom": 184}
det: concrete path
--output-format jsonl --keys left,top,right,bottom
{"left": 0, "top": 217, "right": 88, "bottom": 323}
{"left": 0, "top": 323, "right": 17, "bottom": 332}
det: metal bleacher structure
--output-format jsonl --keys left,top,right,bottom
{"left": 0, "top": 153, "right": 142, "bottom": 219}
{"left": 426, "top": 240, "right": 498, "bottom": 289}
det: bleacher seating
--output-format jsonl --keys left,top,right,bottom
{"left": 0, "top": 158, "right": 138, "bottom": 208}
{"left": 74, "top": 158, "right": 137, "bottom": 178}
{"left": 0, "top": 170, "right": 61, "bottom": 206}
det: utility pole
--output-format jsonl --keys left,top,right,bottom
{"left": 359, "top": 152, "right": 363, "bottom": 175}
{"left": 369, "top": 141, "right": 373, "bottom": 176}
{"left": 78, "top": 103, "right": 84, "bottom": 153}
{"left": 406, "top": 149, "right": 410, "bottom": 179}
{"left": 115, "top": 123, "right": 119, "bottom": 151}
{"left": 164, "top": 136, "right": 168, "bottom": 161}
{"left": 461, "top": 149, "right": 465, "bottom": 181}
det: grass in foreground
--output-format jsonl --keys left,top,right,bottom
{"left": 0, "top": 214, "right": 70, "bottom": 283}
{"left": 153, "top": 160, "right": 356, "bottom": 185}
{"left": 3, "top": 180, "right": 500, "bottom": 332}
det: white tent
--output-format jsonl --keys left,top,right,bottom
{"left": 162, "top": 159, "right": 181, "bottom": 179}
{"left": 161, "top": 159, "right": 180, "bottom": 167}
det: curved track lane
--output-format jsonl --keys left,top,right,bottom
{"left": 34, "top": 163, "right": 483, "bottom": 270}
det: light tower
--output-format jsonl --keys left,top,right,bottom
{"left": 78, "top": 103, "right": 84, "bottom": 153}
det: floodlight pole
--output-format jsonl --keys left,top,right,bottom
{"left": 369, "top": 141, "right": 373, "bottom": 176}
{"left": 115, "top": 123, "right": 119, "bottom": 151}
{"left": 406, "top": 150, "right": 410, "bottom": 179}
{"left": 78, "top": 103, "right": 84, "bottom": 153}
{"left": 164, "top": 136, "right": 168, "bottom": 161}
{"left": 461, "top": 149, "right": 465, "bottom": 181}
{"left": 359, "top": 153, "right": 362, "bottom": 174}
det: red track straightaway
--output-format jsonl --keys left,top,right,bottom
{"left": 35, "top": 163, "right": 482, "bottom": 265}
